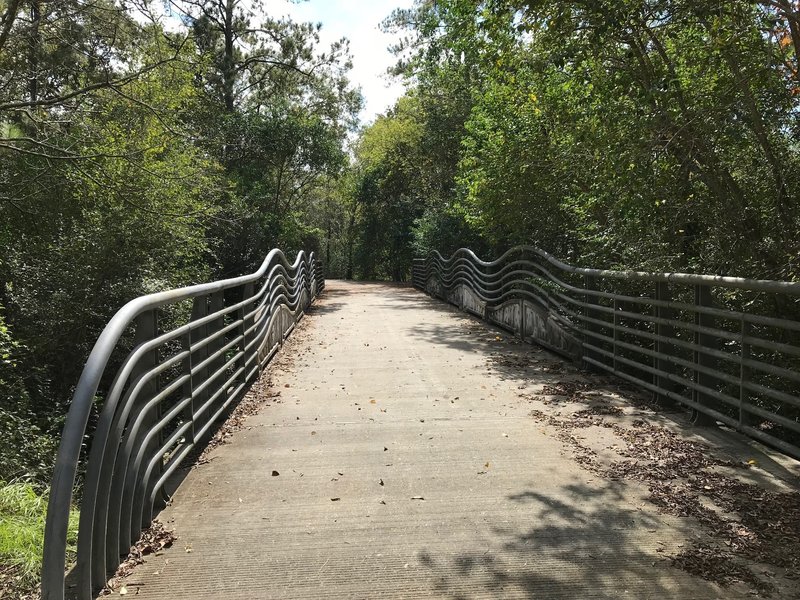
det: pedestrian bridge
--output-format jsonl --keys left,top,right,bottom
{"left": 43, "top": 248, "right": 800, "bottom": 599}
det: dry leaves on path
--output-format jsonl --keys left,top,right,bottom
{"left": 103, "top": 520, "right": 177, "bottom": 594}
{"left": 526, "top": 382, "right": 800, "bottom": 597}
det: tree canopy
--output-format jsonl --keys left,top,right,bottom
{"left": 2, "top": 1, "right": 800, "bottom": 594}
{"left": 345, "top": 0, "right": 800, "bottom": 280}
{"left": 2, "top": 0, "right": 800, "bottom": 491}
{"left": 0, "top": 0, "right": 359, "bottom": 492}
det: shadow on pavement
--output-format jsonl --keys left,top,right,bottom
{"left": 415, "top": 479, "right": 724, "bottom": 600}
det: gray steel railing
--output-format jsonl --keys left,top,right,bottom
{"left": 42, "top": 249, "right": 324, "bottom": 600}
{"left": 413, "top": 246, "right": 800, "bottom": 459}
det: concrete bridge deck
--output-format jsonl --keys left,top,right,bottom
{"left": 119, "top": 281, "right": 799, "bottom": 599}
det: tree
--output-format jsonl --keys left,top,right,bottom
{"left": 0, "top": 0, "right": 189, "bottom": 159}
{"left": 379, "top": 0, "right": 800, "bottom": 279}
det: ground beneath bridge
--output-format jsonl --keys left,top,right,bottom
{"left": 120, "top": 281, "right": 800, "bottom": 599}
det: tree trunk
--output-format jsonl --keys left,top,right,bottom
{"left": 223, "top": 0, "right": 235, "bottom": 112}
{"left": 28, "top": 0, "right": 40, "bottom": 105}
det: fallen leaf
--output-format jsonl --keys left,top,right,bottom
{"left": 272, "top": 470, "right": 280, "bottom": 476}
{"left": 379, "top": 479, "right": 384, "bottom": 486}
{"left": 119, "top": 586, "right": 128, "bottom": 595}
{"left": 485, "top": 462, "right": 490, "bottom": 468}
{"left": 331, "top": 497, "right": 341, "bottom": 502}
{"left": 411, "top": 496, "right": 425, "bottom": 500}
{"left": 370, "top": 399, "right": 376, "bottom": 404}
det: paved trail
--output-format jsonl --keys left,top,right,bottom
{"left": 124, "top": 281, "right": 797, "bottom": 599}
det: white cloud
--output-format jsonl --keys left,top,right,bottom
{"left": 155, "top": 1, "right": 411, "bottom": 124}
{"left": 277, "top": 0, "right": 413, "bottom": 125}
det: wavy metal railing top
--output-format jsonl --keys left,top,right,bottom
{"left": 413, "top": 246, "right": 800, "bottom": 459}
{"left": 43, "top": 249, "right": 324, "bottom": 600}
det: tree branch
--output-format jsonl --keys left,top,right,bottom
{"left": 0, "top": 0, "right": 22, "bottom": 54}
{"left": 0, "top": 35, "right": 189, "bottom": 112}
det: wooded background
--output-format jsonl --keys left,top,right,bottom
{"left": 2, "top": 0, "right": 799, "bottom": 494}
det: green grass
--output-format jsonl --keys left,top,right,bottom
{"left": 0, "top": 481, "right": 78, "bottom": 596}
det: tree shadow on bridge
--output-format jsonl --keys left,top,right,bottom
{"left": 307, "top": 299, "right": 346, "bottom": 316}
{"left": 404, "top": 290, "right": 800, "bottom": 487}
{"left": 414, "top": 478, "right": 728, "bottom": 599}
{"left": 404, "top": 304, "right": 613, "bottom": 402}
{"left": 308, "top": 283, "right": 351, "bottom": 315}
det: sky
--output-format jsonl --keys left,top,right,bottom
{"left": 277, "top": 0, "right": 414, "bottom": 124}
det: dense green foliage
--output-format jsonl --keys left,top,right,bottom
{"left": 2, "top": 5, "right": 800, "bottom": 589}
{"left": 347, "top": 0, "right": 800, "bottom": 280}
{"left": 0, "top": 0, "right": 359, "bottom": 490}
{"left": 3, "top": 0, "right": 799, "bottom": 485}
{"left": 0, "top": 482, "right": 78, "bottom": 593}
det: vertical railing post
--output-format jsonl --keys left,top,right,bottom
{"left": 188, "top": 296, "right": 209, "bottom": 441}
{"left": 519, "top": 297, "right": 525, "bottom": 341}
{"left": 180, "top": 331, "right": 194, "bottom": 444}
{"left": 303, "top": 255, "right": 311, "bottom": 310}
{"left": 239, "top": 282, "right": 254, "bottom": 385}
{"left": 126, "top": 309, "right": 168, "bottom": 544}
{"left": 653, "top": 281, "right": 677, "bottom": 405}
{"left": 583, "top": 274, "right": 601, "bottom": 370}
{"left": 739, "top": 318, "right": 751, "bottom": 429}
{"left": 612, "top": 297, "right": 620, "bottom": 372}
{"left": 311, "top": 257, "right": 318, "bottom": 300}
{"left": 691, "top": 284, "right": 717, "bottom": 425}
{"left": 135, "top": 310, "right": 163, "bottom": 499}
{"left": 208, "top": 290, "right": 225, "bottom": 411}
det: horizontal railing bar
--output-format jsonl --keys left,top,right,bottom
{"left": 570, "top": 299, "right": 800, "bottom": 357}
{"left": 432, "top": 247, "right": 800, "bottom": 294}
{"left": 583, "top": 343, "right": 740, "bottom": 409}
{"left": 192, "top": 348, "right": 243, "bottom": 398}
{"left": 190, "top": 319, "right": 241, "bottom": 354}
{"left": 193, "top": 364, "right": 245, "bottom": 420}
{"left": 418, "top": 245, "right": 800, "bottom": 464}
{"left": 432, "top": 260, "right": 800, "bottom": 331}
{"left": 575, "top": 309, "right": 800, "bottom": 383}
{"left": 193, "top": 380, "right": 248, "bottom": 443}
{"left": 43, "top": 248, "right": 322, "bottom": 600}
{"left": 191, "top": 333, "right": 243, "bottom": 375}
{"left": 584, "top": 329, "right": 800, "bottom": 409}
{"left": 582, "top": 356, "right": 800, "bottom": 456}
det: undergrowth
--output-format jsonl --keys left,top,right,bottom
{"left": 0, "top": 482, "right": 78, "bottom": 598}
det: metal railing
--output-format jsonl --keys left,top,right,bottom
{"left": 413, "top": 246, "right": 800, "bottom": 459}
{"left": 42, "top": 249, "right": 324, "bottom": 600}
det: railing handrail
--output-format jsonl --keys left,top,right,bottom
{"left": 421, "top": 247, "right": 800, "bottom": 295}
{"left": 413, "top": 245, "right": 800, "bottom": 461}
{"left": 42, "top": 248, "right": 321, "bottom": 600}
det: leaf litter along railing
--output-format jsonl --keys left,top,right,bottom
{"left": 413, "top": 247, "right": 800, "bottom": 459}
{"left": 42, "top": 249, "right": 324, "bottom": 600}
